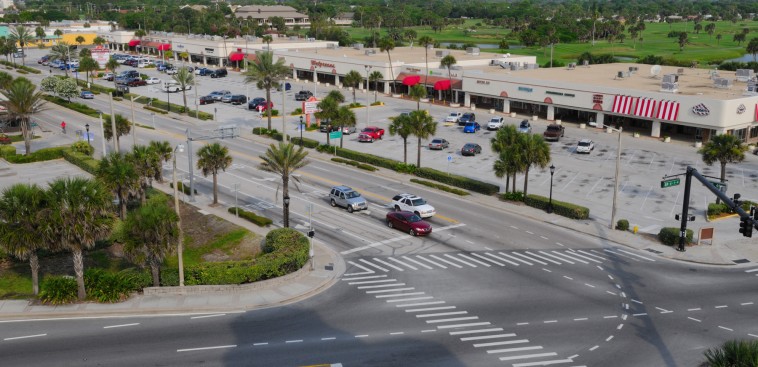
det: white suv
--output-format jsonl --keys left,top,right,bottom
{"left": 391, "top": 194, "right": 436, "bottom": 218}
{"left": 487, "top": 117, "right": 504, "bottom": 130}
{"left": 445, "top": 112, "right": 463, "bottom": 123}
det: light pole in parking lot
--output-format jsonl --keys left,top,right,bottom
{"left": 172, "top": 143, "right": 186, "bottom": 286}
{"left": 548, "top": 164, "right": 555, "bottom": 213}
{"left": 364, "top": 65, "right": 372, "bottom": 127}
{"left": 85, "top": 123, "right": 91, "bottom": 147}
{"left": 299, "top": 115, "right": 304, "bottom": 146}
{"left": 604, "top": 124, "right": 623, "bottom": 230}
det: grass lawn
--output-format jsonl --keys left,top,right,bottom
{"left": 343, "top": 19, "right": 758, "bottom": 66}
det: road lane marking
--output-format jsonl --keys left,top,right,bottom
{"left": 437, "top": 322, "right": 491, "bottom": 329}
{"left": 574, "top": 318, "right": 588, "bottom": 321}
{"left": 449, "top": 328, "right": 504, "bottom": 335}
{"left": 719, "top": 326, "right": 734, "bottom": 332}
{"left": 741, "top": 302, "right": 754, "bottom": 306}
{"left": 388, "top": 257, "right": 417, "bottom": 270}
{"left": 563, "top": 276, "right": 574, "bottom": 280}
{"left": 285, "top": 340, "right": 303, "bottom": 343}
{"left": 426, "top": 317, "right": 479, "bottom": 324}
{"left": 444, "top": 254, "right": 478, "bottom": 267}
{"left": 688, "top": 317, "right": 701, "bottom": 322}
{"left": 365, "top": 287, "right": 414, "bottom": 294}
{"left": 498, "top": 352, "right": 556, "bottom": 361}
{"left": 606, "top": 335, "right": 614, "bottom": 341}
{"left": 460, "top": 334, "right": 517, "bottom": 341}
{"left": 357, "top": 283, "right": 406, "bottom": 289}
{"left": 348, "top": 279, "right": 397, "bottom": 285}
{"left": 544, "top": 320, "right": 557, "bottom": 323}
{"left": 552, "top": 250, "right": 593, "bottom": 264}
{"left": 321, "top": 337, "right": 336, "bottom": 340}
{"left": 577, "top": 250, "right": 607, "bottom": 261}
{"left": 342, "top": 274, "right": 385, "bottom": 281}
{"left": 253, "top": 343, "right": 268, "bottom": 346}
{"left": 485, "top": 252, "right": 519, "bottom": 266}
{"left": 4, "top": 334, "right": 47, "bottom": 341}
{"left": 416, "top": 311, "right": 468, "bottom": 318}
{"left": 395, "top": 301, "right": 446, "bottom": 307}
{"left": 177, "top": 345, "right": 237, "bottom": 352}
{"left": 390, "top": 332, "right": 404, "bottom": 335}
{"left": 525, "top": 251, "right": 561, "bottom": 265}
{"left": 472, "top": 253, "right": 503, "bottom": 266}
{"left": 345, "top": 261, "right": 374, "bottom": 274}
{"left": 405, "top": 306, "right": 456, "bottom": 312}
{"left": 482, "top": 344, "right": 538, "bottom": 351}
{"left": 402, "top": 256, "right": 433, "bottom": 269}
{"left": 614, "top": 248, "right": 655, "bottom": 261}
{"left": 414, "top": 255, "right": 446, "bottom": 269}
{"left": 715, "top": 305, "right": 728, "bottom": 309}
{"left": 371, "top": 258, "right": 404, "bottom": 271}
{"left": 386, "top": 297, "right": 433, "bottom": 303}
{"left": 461, "top": 253, "right": 491, "bottom": 266}
{"left": 431, "top": 254, "right": 463, "bottom": 268}
{"left": 500, "top": 252, "right": 533, "bottom": 265}
{"left": 539, "top": 251, "right": 574, "bottom": 264}
{"left": 359, "top": 259, "right": 388, "bottom": 272}
{"left": 355, "top": 335, "right": 369, "bottom": 338}
{"left": 103, "top": 323, "right": 140, "bottom": 328}
{"left": 655, "top": 307, "right": 673, "bottom": 314}
{"left": 376, "top": 292, "right": 425, "bottom": 298}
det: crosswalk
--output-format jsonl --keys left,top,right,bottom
{"left": 341, "top": 273, "right": 585, "bottom": 366}
{"left": 345, "top": 248, "right": 656, "bottom": 275}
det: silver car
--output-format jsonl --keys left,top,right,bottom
{"left": 329, "top": 185, "right": 368, "bottom": 213}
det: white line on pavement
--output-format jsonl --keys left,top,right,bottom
{"left": 103, "top": 323, "right": 140, "bottom": 328}
{"left": 460, "top": 333, "right": 517, "bottom": 341}
{"left": 177, "top": 345, "right": 237, "bottom": 352}
{"left": 449, "top": 328, "right": 504, "bottom": 335}
{"left": 4, "top": 334, "right": 47, "bottom": 341}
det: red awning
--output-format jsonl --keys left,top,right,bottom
{"left": 402, "top": 75, "right": 421, "bottom": 86}
{"left": 434, "top": 80, "right": 451, "bottom": 91}
{"left": 128, "top": 39, "right": 140, "bottom": 47}
{"left": 229, "top": 52, "right": 245, "bottom": 62}
{"left": 157, "top": 43, "right": 171, "bottom": 51}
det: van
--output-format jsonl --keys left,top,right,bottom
{"left": 137, "top": 59, "right": 152, "bottom": 68}
{"left": 329, "top": 186, "right": 368, "bottom": 213}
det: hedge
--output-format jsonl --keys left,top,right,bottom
{"left": 61, "top": 149, "right": 99, "bottom": 174}
{"left": 169, "top": 181, "right": 198, "bottom": 195}
{"left": 290, "top": 136, "right": 320, "bottom": 149}
{"left": 228, "top": 206, "right": 273, "bottom": 227}
{"left": 658, "top": 227, "right": 693, "bottom": 246}
{"left": 410, "top": 178, "right": 469, "bottom": 196}
{"left": 0, "top": 145, "right": 16, "bottom": 157}
{"left": 39, "top": 269, "right": 150, "bottom": 304}
{"left": 707, "top": 201, "right": 755, "bottom": 217}
{"left": 38, "top": 276, "right": 78, "bottom": 305}
{"left": 3, "top": 146, "right": 67, "bottom": 163}
{"left": 415, "top": 167, "right": 499, "bottom": 195}
{"left": 331, "top": 157, "right": 378, "bottom": 171}
{"left": 523, "top": 194, "right": 590, "bottom": 220}
{"left": 616, "top": 219, "right": 629, "bottom": 231}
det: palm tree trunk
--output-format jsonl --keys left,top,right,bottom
{"left": 523, "top": 168, "right": 530, "bottom": 197}
{"left": 387, "top": 52, "right": 395, "bottom": 94}
{"left": 403, "top": 137, "right": 408, "bottom": 163}
{"left": 140, "top": 184, "right": 147, "bottom": 205}
{"left": 118, "top": 191, "right": 127, "bottom": 220}
{"left": 505, "top": 175, "right": 510, "bottom": 193}
{"left": 212, "top": 172, "right": 218, "bottom": 204}
{"left": 339, "top": 125, "right": 344, "bottom": 148}
{"left": 182, "top": 90, "right": 188, "bottom": 113}
{"left": 150, "top": 262, "right": 160, "bottom": 287}
{"left": 511, "top": 173, "right": 517, "bottom": 193}
{"left": 73, "top": 249, "right": 86, "bottom": 300}
{"left": 21, "top": 117, "right": 31, "bottom": 155}
{"left": 424, "top": 49, "right": 429, "bottom": 93}
{"left": 283, "top": 176, "right": 290, "bottom": 228}
{"left": 266, "top": 88, "right": 272, "bottom": 130}
{"left": 29, "top": 253, "right": 39, "bottom": 295}
{"left": 352, "top": 89, "right": 356, "bottom": 103}
{"left": 417, "top": 136, "right": 422, "bottom": 167}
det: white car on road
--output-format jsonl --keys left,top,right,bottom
{"left": 445, "top": 112, "right": 463, "bottom": 123}
{"left": 391, "top": 193, "right": 436, "bottom": 218}
{"left": 487, "top": 117, "right": 504, "bottom": 130}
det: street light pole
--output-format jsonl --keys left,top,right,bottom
{"left": 233, "top": 183, "right": 240, "bottom": 217}
{"left": 172, "top": 143, "right": 186, "bottom": 287}
{"left": 606, "top": 125, "right": 623, "bottom": 230}
{"left": 97, "top": 110, "right": 106, "bottom": 156}
{"left": 130, "top": 96, "right": 137, "bottom": 146}
{"left": 364, "top": 65, "right": 372, "bottom": 127}
{"left": 548, "top": 164, "right": 555, "bottom": 213}
{"left": 299, "top": 115, "right": 303, "bottom": 146}
{"left": 283, "top": 195, "right": 290, "bottom": 228}
{"left": 85, "top": 123, "right": 91, "bottom": 147}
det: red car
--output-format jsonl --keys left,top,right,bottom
{"left": 359, "top": 126, "right": 384, "bottom": 142}
{"left": 386, "top": 211, "right": 432, "bottom": 236}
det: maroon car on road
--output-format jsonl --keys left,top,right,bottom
{"left": 386, "top": 211, "right": 432, "bottom": 236}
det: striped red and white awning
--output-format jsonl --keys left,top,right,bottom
{"left": 612, "top": 95, "right": 636, "bottom": 115}
{"left": 656, "top": 100, "right": 680, "bottom": 121}
{"left": 634, "top": 98, "right": 657, "bottom": 118}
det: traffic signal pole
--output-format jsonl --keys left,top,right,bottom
{"left": 677, "top": 167, "right": 693, "bottom": 252}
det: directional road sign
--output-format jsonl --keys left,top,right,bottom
{"left": 661, "top": 178, "right": 680, "bottom": 188}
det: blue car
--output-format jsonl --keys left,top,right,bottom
{"left": 195, "top": 68, "right": 213, "bottom": 76}
{"left": 463, "top": 122, "right": 481, "bottom": 133}
{"left": 80, "top": 90, "right": 95, "bottom": 99}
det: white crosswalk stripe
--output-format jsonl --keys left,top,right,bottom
{"left": 473, "top": 252, "right": 505, "bottom": 266}
{"left": 460, "top": 253, "right": 491, "bottom": 267}
{"left": 372, "top": 257, "right": 404, "bottom": 271}
{"left": 415, "top": 255, "right": 447, "bottom": 269}
{"left": 548, "top": 251, "right": 589, "bottom": 264}
{"left": 444, "top": 253, "right": 478, "bottom": 267}
{"left": 402, "top": 256, "right": 433, "bottom": 269}
{"left": 511, "top": 252, "right": 548, "bottom": 265}
{"left": 538, "top": 251, "right": 574, "bottom": 264}
{"left": 431, "top": 254, "right": 463, "bottom": 268}
{"left": 525, "top": 251, "right": 562, "bottom": 265}
{"left": 388, "top": 257, "right": 418, "bottom": 270}
{"left": 745, "top": 268, "right": 758, "bottom": 273}
{"left": 486, "top": 252, "right": 520, "bottom": 266}
{"left": 359, "top": 258, "right": 388, "bottom": 272}
{"left": 500, "top": 252, "right": 533, "bottom": 265}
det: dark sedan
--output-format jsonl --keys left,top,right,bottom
{"left": 461, "top": 143, "right": 482, "bottom": 156}
{"left": 386, "top": 211, "right": 432, "bottom": 236}
{"left": 126, "top": 78, "right": 146, "bottom": 87}
{"left": 199, "top": 96, "right": 215, "bottom": 105}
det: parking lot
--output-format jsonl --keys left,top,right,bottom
{"left": 40, "top": 49, "right": 758, "bottom": 239}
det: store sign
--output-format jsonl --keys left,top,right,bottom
{"left": 546, "top": 91, "right": 575, "bottom": 97}
{"left": 593, "top": 94, "right": 603, "bottom": 103}
{"left": 518, "top": 86, "right": 533, "bottom": 93}
{"left": 406, "top": 67, "right": 421, "bottom": 73}
{"left": 476, "top": 80, "right": 490, "bottom": 85}
{"left": 311, "top": 60, "right": 335, "bottom": 68}
{"left": 692, "top": 103, "right": 710, "bottom": 116}
{"left": 737, "top": 104, "right": 746, "bottom": 114}
{"left": 204, "top": 48, "right": 214, "bottom": 54}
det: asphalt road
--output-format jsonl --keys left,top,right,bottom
{"left": 2, "top": 50, "right": 756, "bottom": 367}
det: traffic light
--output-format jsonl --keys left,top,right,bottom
{"left": 739, "top": 217, "right": 753, "bottom": 238}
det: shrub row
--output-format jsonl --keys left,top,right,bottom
{"left": 3, "top": 146, "right": 67, "bottom": 163}
{"left": 252, "top": 127, "right": 287, "bottom": 141}
{"left": 707, "top": 201, "right": 755, "bottom": 217}
{"left": 0, "top": 144, "right": 16, "bottom": 157}
{"left": 658, "top": 227, "right": 694, "bottom": 246}
{"left": 178, "top": 228, "right": 308, "bottom": 285}
{"left": 43, "top": 95, "right": 101, "bottom": 118}
{"left": 227, "top": 206, "right": 273, "bottom": 227}
{"left": 290, "top": 136, "right": 320, "bottom": 149}
{"left": 169, "top": 181, "right": 198, "bottom": 195}
{"left": 39, "top": 269, "right": 151, "bottom": 304}
{"left": 331, "top": 157, "right": 378, "bottom": 171}
{"left": 61, "top": 148, "right": 99, "bottom": 174}
{"left": 144, "top": 105, "right": 168, "bottom": 114}
{"left": 415, "top": 167, "right": 499, "bottom": 195}
{"left": 523, "top": 194, "right": 590, "bottom": 220}
{"left": 410, "top": 178, "right": 469, "bottom": 196}
{"left": 0, "top": 60, "right": 41, "bottom": 74}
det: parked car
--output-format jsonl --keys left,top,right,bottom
{"left": 386, "top": 211, "right": 432, "bottom": 236}
{"left": 461, "top": 143, "right": 482, "bottom": 156}
{"left": 80, "top": 90, "right": 95, "bottom": 99}
{"left": 360, "top": 126, "right": 385, "bottom": 140}
{"left": 210, "top": 68, "right": 228, "bottom": 78}
{"left": 229, "top": 95, "right": 247, "bottom": 105}
{"left": 103, "top": 72, "right": 114, "bottom": 81}
{"left": 165, "top": 67, "right": 178, "bottom": 75}
{"left": 199, "top": 95, "right": 215, "bottom": 105}
{"left": 576, "top": 138, "right": 595, "bottom": 154}
{"left": 463, "top": 122, "right": 481, "bottom": 133}
{"left": 221, "top": 94, "right": 234, "bottom": 103}
{"left": 247, "top": 97, "right": 265, "bottom": 110}
{"left": 329, "top": 185, "right": 367, "bottom": 213}
{"left": 517, "top": 119, "right": 532, "bottom": 133}
{"left": 295, "top": 90, "right": 313, "bottom": 101}
{"left": 445, "top": 112, "right": 463, "bottom": 123}
{"left": 320, "top": 122, "right": 340, "bottom": 133}
{"left": 391, "top": 193, "right": 436, "bottom": 218}
{"left": 543, "top": 124, "right": 565, "bottom": 141}
{"left": 195, "top": 68, "right": 213, "bottom": 76}
{"left": 341, "top": 126, "right": 357, "bottom": 134}
{"left": 126, "top": 78, "right": 147, "bottom": 87}
{"left": 209, "top": 90, "right": 231, "bottom": 101}
{"left": 487, "top": 117, "right": 504, "bottom": 130}
{"left": 458, "top": 112, "right": 476, "bottom": 126}
{"left": 145, "top": 77, "right": 161, "bottom": 85}
{"left": 428, "top": 138, "right": 450, "bottom": 150}
{"left": 38, "top": 55, "right": 50, "bottom": 64}
{"left": 255, "top": 101, "right": 274, "bottom": 111}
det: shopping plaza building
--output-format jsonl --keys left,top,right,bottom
{"left": 98, "top": 30, "right": 758, "bottom": 144}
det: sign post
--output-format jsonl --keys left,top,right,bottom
{"left": 661, "top": 178, "right": 681, "bottom": 188}
{"left": 447, "top": 155, "right": 453, "bottom": 176}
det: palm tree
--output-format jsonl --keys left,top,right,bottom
{"left": 49, "top": 42, "right": 74, "bottom": 77}
{"left": 747, "top": 37, "right": 758, "bottom": 62}
{"left": 34, "top": 26, "right": 46, "bottom": 45}
{"left": 259, "top": 142, "right": 309, "bottom": 228}
{"left": 196, "top": 143, "right": 232, "bottom": 205}
{"left": 315, "top": 96, "right": 339, "bottom": 145}
{"left": 409, "top": 84, "right": 427, "bottom": 110}
{"left": 93, "top": 36, "right": 106, "bottom": 47}
{"left": 0, "top": 77, "right": 46, "bottom": 155}
{"left": 378, "top": 37, "right": 396, "bottom": 94}
{"left": 0, "top": 183, "right": 50, "bottom": 295}
{"left": 96, "top": 152, "right": 139, "bottom": 220}
{"left": 698, "top": 134, "right": 748, "bottom": 203}
{"left": 78, "top": 56, "right": 98, "bottom": 85}
{"left": 172, "top": 67, "right": 195, "bottom": 113}
{"left": 244, "top": 51, "right": 290, "bottom": 130}
{"left": 149, "top": 140, "right": 173, "bottom": 183}
{"left": 9, "top": 25, "right": 33, "bottom": 66}
{"left": 106, "top": 56, "right": 119, "bottom": 88}
{"left": 369, "top": 70, "right": 383, "bottom": 103}
{"left": 701, "top": 339, "right": 758, "bottom": 366}
{"left": 518, "top": 134, "right": 551, "bottom": 196}
{"left": 389, "top": 113, "right": 413, "bottom": 163}
{"left": 491, "top": 125, "right": 523, "bottom": 193}
{"left": 418, "top": 36, "right": 434, "bottom": 87}
{"left": 0, "top": 71, "right": 12, "bottom": 89}
{"left": 134, "top": 29, "right": 146, "bottom": 53}
{"left": 75, "top": 35, "right": 85, "bottom": 48}
{"left": 130, "top": 145, "right": 160, "bottom": 205}
{"left": 122, "top": 197, "right": 179, "bottom": 287}
{"left": 440, "top": 55, "right": 457, "bottom": 104}
{"left": 325, "top": 90, "right": 345, "bottom": 104}
{"left": 46, "top": 177, "right": 116, "bottom": 300}
{"left": 343, "top": 70, "right": 363, "bottom": 103}
{"left": 407, "top": 110, "right": 437, "bottom": 167}
{"left": 334, "top": 106, "right": 356, "bottom": 148}
{"left": 103, "top": 114, "right": 132, "bottom": 149}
